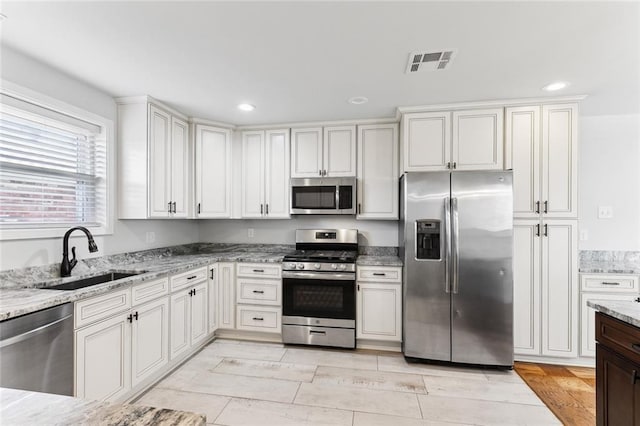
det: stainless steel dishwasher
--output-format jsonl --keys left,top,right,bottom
{"left": 0, "top": 303, "right": 74, "bottom": 396}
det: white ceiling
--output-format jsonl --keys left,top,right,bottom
{"left": 1, "top": 1, "right": 638, "bottom": 125}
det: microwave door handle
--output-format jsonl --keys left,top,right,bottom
{"left": 335, "top": 184, "right": 340, "bottom": 212}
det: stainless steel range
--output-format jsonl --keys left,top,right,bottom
{"left": 282, "top": 229, "right": 358, "bottom": 349}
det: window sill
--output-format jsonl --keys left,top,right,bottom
{"left": 0, "top": 224, "right": 113, "bottom": 241}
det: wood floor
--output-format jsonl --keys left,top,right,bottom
{"left": 514, "top": 362, "right": 596, "bottom": 425}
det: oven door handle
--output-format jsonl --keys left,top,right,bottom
{"left": 282, "top": 271, "right": 355, "bottom": 281}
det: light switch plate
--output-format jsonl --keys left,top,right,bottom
{"left": 580, "top": 230, "right": 588, "bottom": 241}
{"left": 145, "top": 231, "right": 156, "bottom": 243}
{"left": 247, "top": 228, "right": 255, "bottom": 238}
{"left": 598, "top": 206, "right": 613, "bottom": 219}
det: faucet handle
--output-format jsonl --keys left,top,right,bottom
{"left": 70, "top": 247, "right": 78, "bottom": 269}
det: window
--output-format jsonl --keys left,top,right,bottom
{"left": 0, "top": 86, "right": 113, "bottom": 240}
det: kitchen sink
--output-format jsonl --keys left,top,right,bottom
{"left": 45, "top": 272, "right": 141, "bottom": 291}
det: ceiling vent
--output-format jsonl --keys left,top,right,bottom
{"left": 406, "top": 49, "right": 457, "bottom": 73}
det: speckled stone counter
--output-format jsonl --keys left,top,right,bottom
{"left": 0, "top": 387, "right": 205, "bottom": 425}
{"left": 587, "top": 299, "right": 640, "bottom": 328}
{"left": 356, "top": 255, "right": 403, "bottom": 267}
{"left": 580, "top": 250, "right": 640, "bottom": 274}
{"left": 0, "top": 243, "right": 295, "bottom": 321}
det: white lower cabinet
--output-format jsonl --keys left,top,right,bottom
{"left": 579, "top": 273, "right": 640, "bottom": 358}
{"left": 75, "top": 313, "right": 131, "bottom": 401}
{"left": 356, "top": 266, "right": 402, "bottom": 342}
{"left": 235, "top": 263, "right": 282, "bottom": 334}
{"left": 513, "top": 219, "right": 578, "bottom": 359}
{"left": 170, "top": 281, "right": 207, "bottom": 360}
{"left": 218, "top": 263, "right": 236, "bottom": 329}
{"left": 208, "top": 263, "right": 218, "bottom": 334}
{"left": 131, "top": 297, "right": 169, "bottom": 387}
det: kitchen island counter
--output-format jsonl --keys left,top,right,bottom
{"left": 0, "top": 387, "right": 205, "bottom": 425}
{"left": 587, "top": 299, "right": 640, "bottom": 328}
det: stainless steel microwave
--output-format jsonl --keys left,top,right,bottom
{"left": 290, "top": 177, "right": 356, "bottom": 215}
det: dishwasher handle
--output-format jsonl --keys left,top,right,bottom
{"left": 0, "top": 313, "right": 73, "bottom": 348}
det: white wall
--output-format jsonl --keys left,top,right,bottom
{"left": 198, "top": 218, "right": 399, "bottom": 247}
{"left": 0, "top": 46, "right": 199, "bottom": 271}
{"left": 579, "top": 114, "right": 640, "bottom": 251}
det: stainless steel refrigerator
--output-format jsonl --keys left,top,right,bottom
{"left": 400, "top": 171, "right": 513, "bottom": 367}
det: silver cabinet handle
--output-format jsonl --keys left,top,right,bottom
{"left": 451, "top": 197, "right": 459, "bottom": 294}
{"left": 444, "top": 197, "right": 451, "bottom": 293}
{"left": 309, "top": 329, "right": 326, "bottom": 335}
{"left": 535, "top": 201, "right": 540, "bottom": 214}
{"left": 601, "top": 282, "right": 620, "bottom": 286}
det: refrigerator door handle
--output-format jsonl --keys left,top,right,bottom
{"left": 451, "top": 197, "right": 460, "bottom": 294}
{"left": 444, "top": 197, "right": 451, "bottom": 293}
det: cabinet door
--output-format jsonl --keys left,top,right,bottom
{"left": 541, "top": 220, "right": 578, "bottom": 357}
{"left": 541, "top": 104, "right": 578, "bottom": 218}
{"left": 291, "top": 128, "right": 323, "bottom": 177}
{"left": 357, "top": 124, "right": 398, "bottom": 219}
{"left": 208, "top": 264, "right": 218, "bottom": 334}
{"left": 596, "top": 345, "right": 640, "bottom": 426}
{"left": 324, "top": 126, "right": 356, "bottom": 177}
{"left": 356, "top": 282, "right": 402, "bottom": 341}
{"left": 264, "top": 129, "right": 291, "bottom": 218}
{"left": 131, "top": 297, "right": 169, "bottom": 387}
{"left": 506, "top": 106, "right": 541, "bottom": 219}
{"left": 580, "top": 293, "right": 638, "bottom": 358}
{"left": 169, "top": 290, "right": 191, "bottom": 360}
{"left": 190, "top": 282, "right": 208, "bottom": 346}
{"left": 195, "top": 124, "right": 232, "bottom": 218}
{"left": 170, "top": 117, "right": 189, "bottom": 218}
{"left": 452, "top": 108, "right": 504, "bottom": 170}
{"left": 148, "top": 105, "right": 171, "bottom": 218}
{"left": 513, "top": 220, "right": 541, "bottom": 356}
{"left": 402, "top": 112, "right": 451, "bottom": 171}
{"left": 241, "top": 131, "right": 265, "bottom": 218}
{"left": 75, "top": 314, "right": 131, "bottom": 401}
{"left": 218, "top": 262, "right": 236, "bottom": 329}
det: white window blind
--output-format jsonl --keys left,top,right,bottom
{"left": 0, "top": 104, "right": 107, "bottom": 228}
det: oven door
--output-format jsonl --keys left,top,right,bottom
{"left": 282, "top": 271, "right": 355, "bottom": 327}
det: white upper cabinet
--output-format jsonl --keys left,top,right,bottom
{"left": 241, "top": 129, "right": 290, "bottom": 218}
{"left": 291, "top": 126, "right": 356, "bottom": 178}
{"left": 357, "top": 124, "right": 399, "bottom": 220}
{"left": 117, "top": 97, "right": 190, "bottom": 219}
{"left": 402, "top": 111, "right": 450, "bottom": 171}
{"left": 506, "top": 103, "right": 578, "bottom": 219}
{"left": 402, "top": 108, "right": 503, "bottom": 172}
{"left": 452, "top": 108, "right": 504, "bottom": 170}
{"left": 195, "top": 124, "right": 232, "bottom": 218}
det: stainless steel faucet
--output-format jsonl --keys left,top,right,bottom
{"left": 60, "top": 226, "right": 98, "bottom": 277}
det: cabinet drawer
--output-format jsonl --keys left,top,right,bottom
{"left": 237, "top": 263, "right": 281, "bottom": 279}
{"left": 236, "top": 306, "right": 281, "bottom": 333}
{"left": 132, "top": 277, "right": 169, "bottom": 306}
{"left": 596, "top": 312, "right": 640, "bottom": 365}
{"left": 170, "top": 267, "right": 208, "bottom": 292}
{"left": 237, "top": 278, "right": 281, "bottom": 306}
{"left": 357, "top": 266, "right": 402, "bottom": 283}
{"left": 75, "top": 288, "right": 131, "bottom": 329}
{"left": 581, "top": 274, "right": 639, "bottom": 293}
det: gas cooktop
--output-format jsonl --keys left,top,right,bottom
{"left": 283, "top": 250, "right": 357, "bottom": 264}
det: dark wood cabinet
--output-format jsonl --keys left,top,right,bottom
{"left": 596, "top": 312, "right": 640, "bottom": 425}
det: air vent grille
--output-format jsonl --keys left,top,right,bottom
{"left": 406, "top": 49, "right": 457, "bottom": 73}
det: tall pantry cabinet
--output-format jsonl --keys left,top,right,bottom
{"left": 508, "top": 103, "right": 579, "bottom": 360}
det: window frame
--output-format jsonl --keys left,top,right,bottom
{"left": 0, "top": 80, "right": 114, "bottom": 241}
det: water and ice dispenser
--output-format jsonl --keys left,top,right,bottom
{"left": 416, "top": 220, "right": 441, "bottom": 260}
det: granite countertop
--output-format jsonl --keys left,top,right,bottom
{"left": 579, "top": 250, "right": 640, "bottom": 274}
{"left": 356, "top": 255, "right": 403, "bottom": 267}
{"left": 587, "top": 299, "right": 640, "bottom": 328}
{"left": 0, "top": 387, "right": 205, "bottom": 425}
{"left": 0, "top": 243, "right": 295, "bottom": 321}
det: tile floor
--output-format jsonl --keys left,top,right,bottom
{"left": 134, "top": 339, "right": 561, "bottom": 425}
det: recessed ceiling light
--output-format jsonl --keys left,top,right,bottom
{"left": 237, "top": 103, "right": 256, "bottom": 112}
{"left": 542, "top": 82, "right": 569, "bottom": 92}
{"left": 348, "top": 96, "right": 369, "bottom": 105}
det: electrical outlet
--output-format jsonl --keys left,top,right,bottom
{"left": 247, "top": 228, "right": 255, "bottom": 238}
{"left": 145, "top": 231, "right": 155, "bottom": 244}
{"left": 580, "top": 230, "right": 589, "bottom": 241}
{"left": 598, "top": 206, "right": 614, "bottom": 219}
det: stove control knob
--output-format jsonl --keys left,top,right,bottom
{"left": 339, "top": 264, "right": 347, "bottom": 271}
{"left": 297, "top": 263, "right": 305, "bottom": 270}
{"left": 314, "top": 263, "right": 321, "bottom": 270}
{"left": 331, "top": 264, "right": 338, "bottom": 270}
